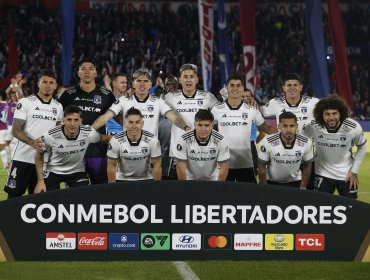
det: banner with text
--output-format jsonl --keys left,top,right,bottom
{"left": 0, "top": 181, "right": 369, "bottom": 261}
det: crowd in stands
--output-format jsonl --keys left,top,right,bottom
{"left": 0, "top": 2, "right": 369, "bottom": 118}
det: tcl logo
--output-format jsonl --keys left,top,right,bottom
{"left": 296, "top": 234, "right": 325, "bottom": 251}
{"left": 78, "top": 233, "right": 107, "bottom": 250}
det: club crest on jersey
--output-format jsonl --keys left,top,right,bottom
{"left": 197, "top": 100, "right": 203, "bottom": 106}
{"left": 301, "top": 107, "right": 307, "bottom": 114}
{"left": 147, "top": 105, "right": 154, "bottom": 112}
{"left": 94, "top": 95, "right": 102, "bottom": 104}
{"left": 340, "top": 136, "right": 346, "bottom": 141}
{"left": 52, "top": 108, "right": 57, "bottom": 115}
{"left": 210, "top": 148, "right": 216, "bottom": 155}
{"left": 242, "top": 113, "right": 248, "bottom": 120}
{"left": 141, "top": 147, "right": 148, "bottom": 154}
{"left": 80, "top": 140, "right": 86, "bottom": 146}
{"left": 295, "top": 151, "right": 302, "bottom": 157}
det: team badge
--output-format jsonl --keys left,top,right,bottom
{"left": 147, "top": 105, "right": 154, "bottom": 112}
{"left": 94, "top": 95, "right": 102, "bottom": 104}
{"left": 340, "top": 136, "right": 346, "bottom": 141}
{"left": 197, "top": 100, "right": 203, "bottom": 106}
{"left": 177, "top": 144, "right": 182, "bottom": 151}
{"left": 242, "top": 113, "right": 248, "bottom": 120}
{"left": 80, "top": 140, "right": 86, "bottom": 146}
{"left": 301, "top": 107, "right": 307, "bottom": 114}
{"left": 52, "top": 108, "right": 57, "bottom": 115}
{"left": 141, "top": 147, "right": 148, "bottom": 154}
{"left": 17, "top": 103, "right": 22, "bottom": 109}
{"left": 210, "top": 148, "right": 216, "bottom": 155}
{"left": 295, "top": 151, "right": 302, "bottom": 157}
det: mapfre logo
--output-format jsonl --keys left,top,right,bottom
{"left": 296, "top": 234, "right": 325, "bottom": 251}
{"left": 78, "top": 233, "right": 107, "bottom": 250}
{"left": 46, "top": 232, "right": 76, "bottom": 250}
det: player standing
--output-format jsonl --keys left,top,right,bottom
{"left": 58, "top": 59, "right": 116, "bottom": 184}
{"left": 4, "top": 69, "right": 63, "bottom": 198}
{"left": 303, "top": 96, "right": 367, "bottom": 199}
{"left": 212, "top": 75, "right": 277, "bottom": 182}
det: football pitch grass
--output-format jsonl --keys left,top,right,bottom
{"left": 0, "top": 154, "right": 369, "bottom": 279}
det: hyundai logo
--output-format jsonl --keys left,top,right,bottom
{"left": 179, "top": 235, "right": 194, "bottom": 244}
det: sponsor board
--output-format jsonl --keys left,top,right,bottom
{"left": 234, "top": 234, "right": 263, "bottom": 250}
{"left": 109, "top": 233, "right": 139, "bottom": 250}
{"left": 78, "top": 233, "right": 107, "bottom": 250}
{"left": 172, "top": 233, "right": 201, "bottom": 250}
{"left": 46, "top": 232, "right": 76, "bottom": 250}
{"left": 296, "top": 234, "right": 325, "bottom": 251}
{"left": 265, "top": 234, "right": 294, "bottom": 250}
{"left": 141, "top": 233, "right": 170, "bottom": 250}
{"left": 203, "top": 233, "right": 232, "bottom": 250}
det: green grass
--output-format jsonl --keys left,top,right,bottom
{"left": 0, "top": 261, "right": 369, "bottom": 279}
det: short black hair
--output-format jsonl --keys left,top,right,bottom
{"left": 226, "top": 74, "right": 245, "bottom": 87}
{"left": 78, "top": 58, "right": 96, "bottom": 68}
{"left": 112, "top": 73, "right": 127, "bottom": 81}
{"left": 194, "top": 109, "right": 214, "bottom": 122}
{"left": 64, "top": 105, "right": 82, "bottom": 118}
{"left": 283, "top": 73, "right": 303, "bottom": 84}
{"left": 125, "top": 107, "right": 143, "bottom": 119}
{"left": 279, "top": 111, "right": 297, "bottom": 123}
{"left": 39, "top": 69, "right": 57, "bottom": 80}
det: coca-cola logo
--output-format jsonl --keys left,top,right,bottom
{"left": 78, "top": 233, "right": 107, "bottom": 250}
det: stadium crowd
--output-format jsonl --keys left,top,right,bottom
{"left": 0, "top": 2, "right": 369, "bottom": 119}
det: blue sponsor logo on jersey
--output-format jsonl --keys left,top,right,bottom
{"left": 109, "top": 233, "right": 139, "bottom": 250}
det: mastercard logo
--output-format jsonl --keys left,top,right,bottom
{"left": 207, "top": 235, "right": 228, "bottom": 248}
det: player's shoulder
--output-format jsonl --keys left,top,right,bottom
{"left": 296, "top": 133, "right": 310, "bottom": 144}
{"left": 181, "top": 130, "right": 194, "bottom": 141}
{"left": 97, "top": 85, "right": 113, "bottom": 95}
{"left": 301, "top": 95, "right": 319, "bottom": 104}
{"left": 266, "top": 132, "right": 280, "bottom": 144}
{"left": 50, "top": 98, "right": 62, "bottom": 107}
{"left": 213, "top": 102, "right": 227, "bottom": 111}
{"left": 167, "top": 90, "right": 182, "bottom": 97}
{"left": 211, "top": 130, "right": 224, "bottom": 141}
{"left": 196, "top": 90, "right": 210, "bottom": 97}
{"left": 113, "top": 131, "right": 128, "bottom": 142}
{"left": 62, "top": 86, "right": 78, "bottom": 95}
{"left": 142, "top": 130, "right": 155, "bottom": 143}
{"left": 149, "top": 95, "right": 160, "bottom": 102}
{"left": 47, "top": 125, "right": 63, "bottom": 138}
{"left": 342, "top": 118, "right": 359, "bottom": 130}
{"left": 263, "top": 97, "right": 280, "bottom": 107}
{"left": 80, "top": 124, "right": 93, "bottom": 134}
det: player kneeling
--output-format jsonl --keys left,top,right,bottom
{"left": 34, "top": 105, "right": 111, "bottom": 193}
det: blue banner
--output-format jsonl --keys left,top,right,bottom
{"left": 304, "top": 0, "right": 330, "bottom": 98}
{"left": 61, "top": 0, "right": 75, "bottom": 86}
{"left": 217, "top": 0, "right": 231, "bottom": 86}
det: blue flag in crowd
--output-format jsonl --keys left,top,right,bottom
{"left": 217, "top": 0, "right": 231, "bottom": 87}
{"left": 304, "top": 0, "right": 331, "bottom": 98}
{"left": 61, "top": 0, "right": 75, "bottom": 86}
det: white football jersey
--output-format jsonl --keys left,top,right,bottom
{"left": 259, "top": 133, "right": 314, "bottom": 183}
{"left": 260, "top": 95, "right": 319, "bottom": 132}
{"left": 212, "top": 101, "right": 265, "bottom": 168}
{"left": 109, "top": 94, "right": 172, "bottom": 136}
{"left": 165, "top": 90, "right": 219, "bottom": 157}
{"left": 12, "top": 95, "right": 63, "bottom": 164}
{"left": 174, "top": 130, "right": 230, "bottom": 180}
{"left": 303, "top": 118, "right": 367, "bottom": 180}
{"left": 42, "top": 125, "right": 101, "bottom": 174}
{"left": 107, "top": 130, "right": 161, "bottom": 181}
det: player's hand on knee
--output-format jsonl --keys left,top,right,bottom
{"left": 31, "top": 138, "right": 45, "bottom": 153}
{"left": 346, "top": 171, "right": 359, "bottom": 190}
{"left": 34, "top": 182, "right": 47, "bottom": 194}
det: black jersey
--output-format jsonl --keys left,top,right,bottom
{"left": 58, "top": 85, "right": 115, "bottom": 157}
